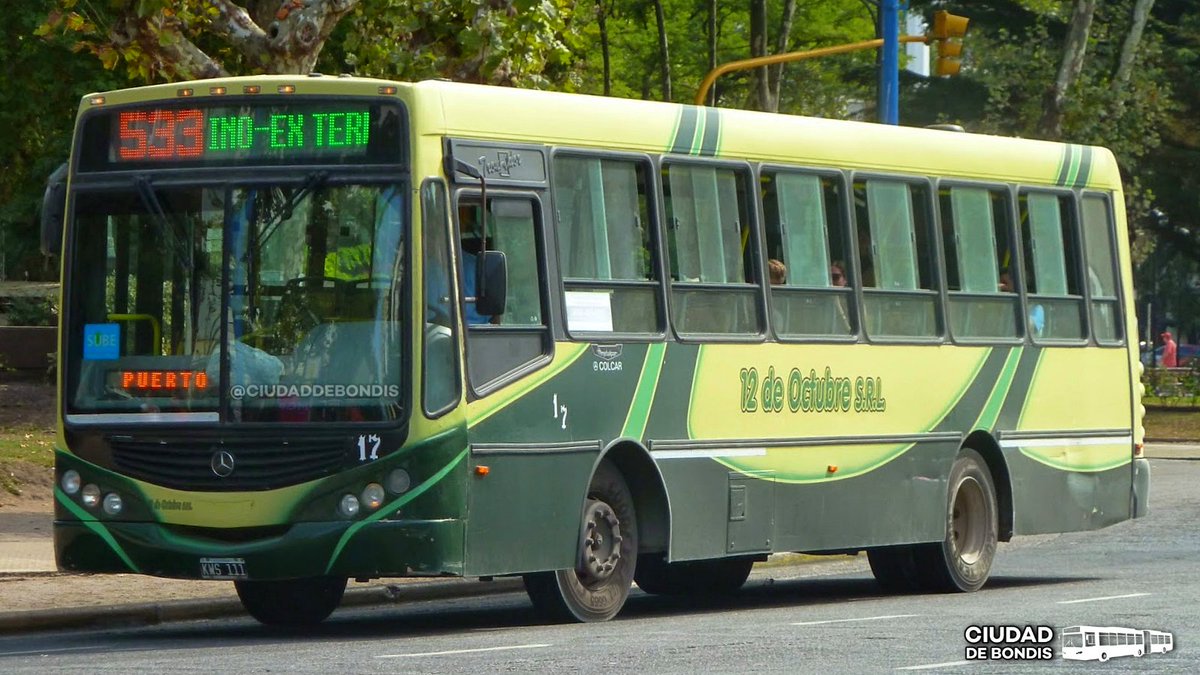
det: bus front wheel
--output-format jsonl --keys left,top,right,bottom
{"left": 234, "top": 576, "right": 347, "bottom": 626}
{"left": 918, "top": 449, "right": 998, "bottom": 592}
{"left": 524, "top": 461, "right": 638, "bottom": 622}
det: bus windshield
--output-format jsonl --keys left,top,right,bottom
{"left": 66, "top": 180, "right": 405, "bottom": 423}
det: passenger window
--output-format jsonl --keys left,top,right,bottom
{"left": 663, "top": 163, "right": 761, "bottom": 336}
{"left": 1080, "top": 195, "right": 1123, "bottom": 344}
{"left": 762, "top": 171, "right": 854, "bottom": 337}
{"left": 421, "top": 180, "right": 459, "bottom": 415}
{"left": 939, "top": 185, "right": 1021, "bottom": 340}
{"left": 853, "top": 178, "right": 939, "bottom": 338}
{"left": 1020, "top": 191, "right": 1085, "bottom": 340}
{"left": 553, "top": 155, "right": 660, "bottom": 334}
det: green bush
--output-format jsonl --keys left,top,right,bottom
{"left": 4, "top": 297, "right": 57, "bottom": 326}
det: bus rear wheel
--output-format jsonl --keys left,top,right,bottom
{"left": 234, "top": 576, "right": 347, "bottom": 626}
{"left": 917, "top": 449, "right": 998, "bottom": 592}
{"left": 524, "top": 461, "right": 638, "bottom": 622}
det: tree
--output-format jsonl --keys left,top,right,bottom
{"left": 1, "top": 1, "right": 121, "bottom": 280}
{"left": 1038, "top": 0, "right": 1097, "bottom": 138}
{"left": 41, "top": 0, "right": 361, "bottom": 80}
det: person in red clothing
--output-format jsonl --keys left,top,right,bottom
{"left": 1161, "top": 330, "right": 1178, "bottom": 368}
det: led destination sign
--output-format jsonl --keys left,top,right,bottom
{"left": 79, "top": 99, "right": 404, "bottom": 171}
{"left": 116, "top": 106, "right": 370, "bottom": 162}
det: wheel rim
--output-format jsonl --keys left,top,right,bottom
{"left": 950, "top": 476, "right": 987, "bottom": 565}
{"left": 576, "top": 498, "right": 624, "bottom": 588}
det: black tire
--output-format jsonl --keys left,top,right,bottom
{"left": 234, "top": 576, "right": 347, "bottom": 627}
{"left": 916, "top": 449, "right": 999, "bottom": 592}
{"left": 866, "top": 545, "right": 921, "bottom": 592}
{"left": 635, "top": 556, "right": 754, "bottom": 596}
{"left": 524, "top": 461, "right": 638, "bottom": 622}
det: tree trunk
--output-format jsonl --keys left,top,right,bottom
{"left": 768, "top": 0, "right": 798, "bottom": 113}
{"left": 707, "top": 0, "right": 717, "bottom": 105}
{"left": 1113, "top": 0, "right": 1156, "bottom": 93}
{"left": 653, "top": 0, "right": 672, "bottom": 101}
{"left": 1038, "top": 0, "right": 1097, "bottom": 138}
{"left": 749, "top": 0, "right": 769, "bottom": 110}
{"left": 598, "top": 0, "right": 612, "bottom": 96}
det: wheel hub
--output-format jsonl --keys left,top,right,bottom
{"left": 950, "top": 476, "right": 987, "bottom": 565}
{"left": 578, "top": 498, "right": 623, "bottom": 585}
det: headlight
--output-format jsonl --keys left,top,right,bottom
{"left": 102, "top": 493, "right": 123, "bottom": 516}
{"left": 361, "top": 483, "right": 385, "bottom": 510}
{"left": 81, "top": 484, "right": 101, "bottom": 509}
{"left": 338, "top": 493, "right": 361, "bottom": 518}
{"left": 61, "top": 470, "right": 81, "bottom": 495}
{"left": 386, "top": 469, "right": 411, "bottom": 494}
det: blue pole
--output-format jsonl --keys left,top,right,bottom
{"left": 879, "top": 0, "right": 899, "bottom": 124}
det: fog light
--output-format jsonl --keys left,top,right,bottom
{"left": 361, "top": 483, "right": 385, "bottom": 510}
{"left": 386, "top": 469, "right": 411, "bottom": 494}
{"left": 102, "top": 493, "right": 123, "bottom": 515}
{"left": 61, "top": 470, "right": 81, "bottom": 495}
{"left": 338, "top": 493, "right": 361, "bottom": 518}
{"left": 81, "top": 484, "right": 101, "bottom": 509}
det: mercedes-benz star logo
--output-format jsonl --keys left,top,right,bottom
{"left": 211, "top": 450, "right": 236, "bottom": 478}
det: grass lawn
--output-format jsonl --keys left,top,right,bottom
{"left": 0, "top": 427, "right": 54, "bottom": 495}
{"left": 1143, "top": 405, "right": 1200, "bottom": 442}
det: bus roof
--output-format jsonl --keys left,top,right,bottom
{"left": 79, "top": 75, "right": 1121, "bottom": 191}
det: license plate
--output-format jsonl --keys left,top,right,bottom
{"left": 200, "top": 557, "right": 248, "bottom": 580}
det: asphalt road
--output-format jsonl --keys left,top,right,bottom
{"left": 0, "top": 457, "right": 1194, "bottom": 673}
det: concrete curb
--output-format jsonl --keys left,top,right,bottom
{"left": 0, "top": 577, "right": 525, "bottom": 635}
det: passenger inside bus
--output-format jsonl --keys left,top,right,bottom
{"left": 768, "top": 259, "right": 786, "bottom": 285}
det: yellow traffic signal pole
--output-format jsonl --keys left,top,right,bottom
{"left": 694, "top": 11, "right": 968, "bottom": 111}
{"left": 694, "top": 35, "right": 930, "bottom": 107}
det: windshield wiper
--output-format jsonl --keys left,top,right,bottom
{"left": 133, "top": 175, "right": 194, "bottom": 272}
{"left": 258, "top": 170, "right": 328, "bottom": 250}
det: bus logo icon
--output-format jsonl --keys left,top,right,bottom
{"left": 1061, "top": 625, "right": 1174, "bottom": 662}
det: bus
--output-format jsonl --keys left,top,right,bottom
{"left": 43, "top": 76, "right": 1150, "bottom": 626}
{"left": 1061, "top": 625, "right": 1166, "bottom": 661}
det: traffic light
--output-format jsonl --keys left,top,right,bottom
{"left": 930, "top": 11, "right": 969, "bottom": 77}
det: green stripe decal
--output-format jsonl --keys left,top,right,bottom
{"left": 55, "top": 487, "right": 141, "bottom": 573}
{"left": 621, "top": 342, "right": 666, "bottom": 439}
{"left": 700, "top": 107, "right": 721, "bottom": 157}
{"left": 972, "top": 347, "right": 1023, "bottom": 431}
{"left": 1075, "top": 146, "right": 1093, "bottom": 188}
{"left": 325, "top": 448, "right": 468, "bottom": 573}
{"left": 690, "top": 108, "right": 707, "bottom": 155}
{"left": 670, "top": 107, "right": 699, "bottom": 155}
{"left": 1060, "top": 144, "right": 1080, "bottom": 184}
{"left": 1064, "top": 145, "right": 1082, "bottom": 187}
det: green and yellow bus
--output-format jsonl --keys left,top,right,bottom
{"left": 44, "top": 76, "right": 1150, "bottom": 625}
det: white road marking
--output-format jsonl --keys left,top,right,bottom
{"left": 377, "top": 643, "right": 551, "bottom": 658}
{"left": 791, "top": 613, "right": 920, "bottom": 626}
{"left": 896, "top": 660, "right": 971, "bottom": 671}
{"left": 1057, "top": 592, "right": 1151, "bottom": 604}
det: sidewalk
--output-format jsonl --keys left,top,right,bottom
{"left": 0, "top": 443, "right": 1192, "bottom": 633}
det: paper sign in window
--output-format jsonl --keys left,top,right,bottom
{"left": 565, "top": 291, "right": 614, "bottom": 332}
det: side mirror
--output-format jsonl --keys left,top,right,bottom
{"left": 40, "top": 162, "right": 68, "bottom": 256}
{"left": 475, "top": 250, "right": 507, "bottom": 317}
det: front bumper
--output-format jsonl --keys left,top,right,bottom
{"left": 54, "top": 517, "right": 463, "bottom": 580}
